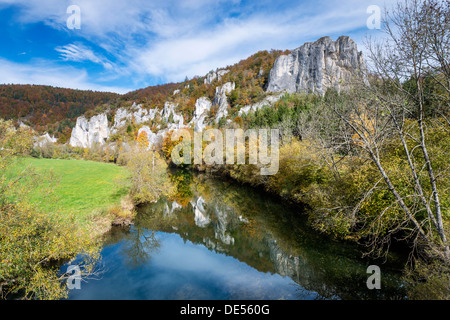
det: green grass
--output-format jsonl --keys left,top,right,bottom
{"left": 6, "top": 157, "right": 130, "bottom": 225}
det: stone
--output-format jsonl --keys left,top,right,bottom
{"left": 204, "top": 69, "right": 230, "bottom": 85}
{"left": 267, "top": 36, "right": 367, "bottom": 95}
{"left": 238, "top": 94, "right": 283, "bottom": 116}
{"left": 112, "top": 103, "right": 158, "bottom": 133}
{"left": 160, "top": 102, "right": 184, "bottom": 129}
{"left": 69, "top": 113, "right": 109, "bottom": 148}
{"left": 213, "top": 82, "right": 235, "bottom": 123}
{"left": 34, "top": 133, "right": 57, "bottom": 148}
{"left": 190, "top": 97, "right": 212, "bottom": 132}
{"left": 137, "top": 125, "right": 158, "bottom": 150}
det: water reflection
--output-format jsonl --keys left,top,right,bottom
{"left": 68, "top": 172, "right": 407, "bottom": 300}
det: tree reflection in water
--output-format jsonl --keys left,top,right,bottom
{"left": 102, "top": 225, "right": 160, "bottom": 268}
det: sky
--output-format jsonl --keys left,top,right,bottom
{"left": 0, "top": 0, "right": 396, "bottom": 94}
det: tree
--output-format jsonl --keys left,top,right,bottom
{"left": 0, "top": 120, "right": 101, "bottom": 299}
{"left": 125, "top": 144, "right": 175, "bottom": 205}
{"left": 332, "top": 0, "right": 449, "bottom": 261}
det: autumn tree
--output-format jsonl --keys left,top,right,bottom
{"left": 332, "top": 0, "right": 449, "bottom": 261}
{"left": 0, "top": 120, "right": 100, "bottom": 299}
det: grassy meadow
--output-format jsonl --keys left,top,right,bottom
{"left": 6, "top": 157, "right": 130, "bottom": 227}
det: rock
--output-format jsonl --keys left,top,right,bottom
{"left": 69, "top": 113, "right": 109, "bottom": 148}
{"left": 18, "top": 121, "right": 29, "bottom": 129}
{"left": 238, "top": 94, "right": 283, "bottom": 116}
{"left": 112, "top": 103, "right": 159, "bottom": 133}
{"left": 204, "top": 71, "right": 216, "bottom": 85}
{"left": 204, "top": 69, "right": 230, "bottom": 85}
{"left": 138, "top": 103, "right": 186, "bottom": 150}
{"left": 213, "top": 82, "right": 235, "bottom": 123}
{"left": 160, "top": 102, "right": 184, "bottom": 129}
{"left": 190, "top": 97, "right": 212, "bottom": 132}
{"left": 257, "top": 68, "right": 264, "bottom": 78}
{"left": 137, "top": 125, "right": 158, "bottom": 150}
{"left": 267, "top": 36, "right": 367, "bottom": 95}
{"left": 34, "top": 133, "right": 57, "bottom": 148}
{"left": 173, "top": 89, "right": 180, "bottom": 95}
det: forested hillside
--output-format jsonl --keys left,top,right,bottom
{"left": 0, "top": 85, "right": 119, "bottom": 142}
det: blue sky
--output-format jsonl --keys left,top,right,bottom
{"left": 0, "top": 0, "right": 393, "bottom": 94}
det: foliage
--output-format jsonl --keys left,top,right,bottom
{"left": 123, "top": 145, "right": 175, "bottom": 205}
{"left": 0, "top": 202, "right": 100, "bottom": 299}
{"left": 403, "top": 260, "right": 450, "bottom": 300}
{"left": 0, "top": 85, "right": 118, "bottom": 142}
{"left": 0, "top": 120, "right": 101, "bottom": 299}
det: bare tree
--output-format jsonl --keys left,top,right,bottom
{"left": 332, "top": 0, "right": 449, "bottom": 261}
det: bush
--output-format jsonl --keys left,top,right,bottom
{"left": 124, "top": 146, "right": 175, "bottom": 204}
{"left": 0, "top": 120, "right": 100, "bottom": 299}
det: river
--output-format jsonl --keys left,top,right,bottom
{"left": 65, "top": 172, "right": 407, "bottom": 300}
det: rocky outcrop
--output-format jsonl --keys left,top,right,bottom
{"left": 238, "top": 94, "right": 283, "bottom": 116}
{"left": 69, "top": 100, "right": 187, "bottom": 150}
{"left": 69, "top": 113, "right": 109, "bottom": 148}
{"left": 112, "top": 103, "right": 159, "bottom": 133}
{"left": 190, "top": 97, "right": 212, "bottom": 132}
{"left": 161, "top": 102, "right": 184, "bottom": 130}
{"left": 34, "top": 133, "right": 57, "bottom": 148}
{"left": 66, "top": 35, "right": 367, "bottom": 150}
{"left": 213, "top": 82, "right": 235, "bottom": 123}
{"left": 204, "top": 69, "right": 230, "bottom": 85}
{"left": 137, "top": 125, "right": 158, "bottom": 150}
{"left": 267, "top": 36, "right": 367, "bottom": 95}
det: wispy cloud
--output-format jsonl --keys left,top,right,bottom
{"left": 55, "top": 43, "right": 113, "bottom": 69}
{"left": 0, "top": 0, "right": 398, "bottom": 90}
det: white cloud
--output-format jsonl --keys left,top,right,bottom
{"left": 129, "top": 1, "right": 386, "bottom": 82}
{"left": 55, "top": 43, "right": 113, "bottom": 69}
{"left": 0, "top": 0, "right": 400, "bottom": 87}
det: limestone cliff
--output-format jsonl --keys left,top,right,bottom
{"left": 267, "top": 36, "right": 366, "bottom": 95}
{"left": 67, "top": 35, "right": 366, "bottom": 149}
{"left": 69, "top": 113, "right": 109, "bottom": 148}
{"left": 190, "top": 97, "right": 212, "bottom": 132}
{"left": 213, "top": 82, "right": 235, "bottom": 123}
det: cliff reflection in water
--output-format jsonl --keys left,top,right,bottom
{"left": 102, "top": 172, "right": 406, "bottom": 300}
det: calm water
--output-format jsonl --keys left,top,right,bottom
{"left": 65, "top": 173, "right": 407, "bottom": 300}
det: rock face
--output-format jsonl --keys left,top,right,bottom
{"left": 204, "top": 69, "right": 230, "bottom": 85}
{"left": 69, "top": 113, "right": 109, "bottom": 148}
{"left": 190, "top": 97, "right": 212, "bottom": 132}
{"left": 112, "top": 103, "right": 158, "bottom": 133}
{"left": 136, "top": 102, "right": 186, "bottom": 150}
{"left": 213, "top": 82, "right": 235, "bottom": 123}
{"left": 238, "top": 94, "right": 283, "bottom": 116}
{"left": 161, "top": 102, "right": 184, "bottom": 129}
{"left": 267, "top": 36, "right": 366, "bottom": 95}
{"left": 34, "top": 133, "right": 57, "bottom": 148}
{"left": 137, "top": 125, "right": 158, "bottom": 150}
{"left": 67, "top": 35, "right": 367, "bottom": 150}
